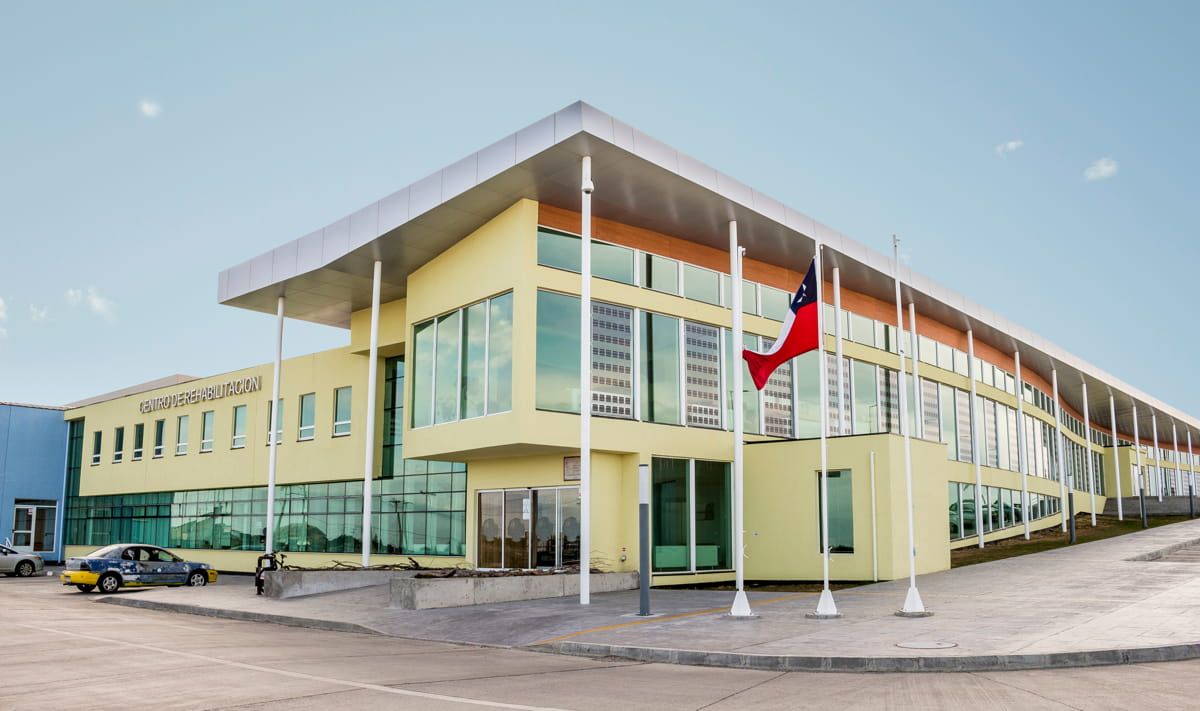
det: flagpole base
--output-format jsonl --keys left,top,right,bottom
{"left": 895, "top": 585, "right": 932, "bottom": 617}
{"left": 806, "top": 588, "right": 841, "bottom": 619}
{"left": 728, "top": 589, "right": 755, "bottom": 618}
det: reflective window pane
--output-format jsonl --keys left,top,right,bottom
{"left": 593, "top": 241, "right": 635, "bottom": 284}
{"left": 487, "top": 293, "right": 513, "bottom": 414}
{"left": 651, "top": 458, "right": 689, "bottom": 572}
{"left": 434, "top": 311, "right": 461, "bottom": 424}
{"left": 460, "top": 301, "right": 488, "bottom": 419}
{"left": 641, "top": 312, "right": 681, "bottom": 425}
{"left": 535, "top": 290, "right": 580, "bottom": 413}
{"left": 684, "top": 321, "right": 722, "bottom": 428}
{"left": 682, "top": 265, "right": 721, "bottom": 306}
{"left": 411, "top": 321, "right": 435, "bottom": 427}
{"left": 591, "top": 302, "right": 633, "bottom": 418}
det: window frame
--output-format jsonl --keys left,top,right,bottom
{"left": 175, "top": 415, "right": 189, "bottom": 456}
{"left": 200, "top": 410, "right": 214, "bottom": 453}
{"left": 113, "top": 426, "right": 124, "bottom": 463}
{"left": 333, "top": 386, "right": 352, "bottom": 436}
{"left": 298, "top": 392, "right": 316, "bottom": 441}
{"left": 132, "top": 423, "right": 144, "bottom": 461}
{"left": 231, "top": 404, "right": 247, "bottom": 449}
{"left": 153, "top": 419, "right": 165, "bottom": 458}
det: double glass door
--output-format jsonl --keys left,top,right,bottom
{"left": 477, "top": 487, "right": 580, "bottom": 569}
{"left": 11, "top": 503, "right": 56, "bottom": 554}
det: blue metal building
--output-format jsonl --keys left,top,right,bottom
{"left": 0, "top": 402, "right": 67, "bottom": 563}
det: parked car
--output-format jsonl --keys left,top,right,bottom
{"left": 60, "top": 544, "right": 217, "bottom": 593}
{"left": 0, "top": 544, "right": 44, "bottom": 577}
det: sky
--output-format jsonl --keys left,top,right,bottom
{"left": 1, "top": 1, "right": 1198, "bottom": 413}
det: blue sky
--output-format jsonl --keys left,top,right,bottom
{"left": 1, "top": 1, "right": 1197, "bottom": 413}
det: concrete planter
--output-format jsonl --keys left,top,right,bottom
{"left": 263, "top": 569, "right": 420, "bottom": 599}
{"left": 391, "top": 571, "right": 639, "bottom": 610}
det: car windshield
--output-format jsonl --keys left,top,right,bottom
{"left": 85, "top": 545, "right": 126, "bottom": 559}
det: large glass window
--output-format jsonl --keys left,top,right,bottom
{"left": 760, "top": 286, "right": 789, "bottom": 321}
{"left": 652, "top": 458, "right": 731, "bottom": 573}
{"left": 535, "top": 290, "right": 580, "bottom": 413}
{"left": 536, "top": 228, "right": 635, "bottom": 285}
{"left": 643, "top": 254, "right": 679, "bottom": 295}
{"left": 795, "top": 351, "right": 821, "bottom": 438}
{"left": 684, "top": 321, "right": 722, "bottom": 428}
{"left": 818, "top": 470, "right": 854, "bottom": 553}
{"left": 878, "top": 367, "right": 899, "bottom": 434}
{"left": 200, "top": 411, "right": 214, "bottom": 453}
{"left": 640, "top": 312, "right": 681, "bottom": 425}
{"left": 413, "top": 292, "right": 515, "bottom": 426}
{"left": 728, "top": 333, "right": 761, "bottom": 435}
{"left": 921, "top": 378, "right": 940, "bottom": 442}
{"left": 591, "top": 303, "right": 633, "bottom": 418}
{"left": 761, "top": 337, "right": 794, "bottom": 438}
{"left": 939, "top": 383, "right": 957, "bottom": 460}
{"left": 298, "top": 394, "right": 315, "bottom": 440}
{"left": 333, "top": 387, "right": 352, "bottom": 436}
{"left": 955, "top": 389, "right": 972, "bottom": 463}
{"left": 852, "top": 360, "right": 878, "bottom": 434}
{"left": 593, "top": 241, "right": 635, "bottom": 284}
{"left": 231, "top": 405, "right": 247, "bottom": 448}
{"left": 536, "top": 228, "right": 580, "bottom": 272}
{"left": 176, "top": 415, "right": 189, "bottom": 455}
{"left": 682, "top": 265, "right": 720, "bottom": 306}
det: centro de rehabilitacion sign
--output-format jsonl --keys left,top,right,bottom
{"left": 138, "top": 376, "right": 263, "bottom": 414}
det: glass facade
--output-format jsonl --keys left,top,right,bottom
{"left": 818, "top": 470, "right": 854, "bottom": 553}
{"left": 592, "top": 302, "right": 633, "bottom": 418}
{"left": 684, "top": 321, "right": 722, "bottom": 428}
{"left": 535, "top": 290, "right": 581, "bottom": 413}
{"left": 640, "top": 311, "right": 681, "bottom": 425}
{"left": 651, "top": 457, "right": 731, "bottom": 573}
{"left": 948, "top": 482, "right": 1061, "bottom": 541}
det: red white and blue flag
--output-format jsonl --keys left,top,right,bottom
{"left": 743, "top": 260, "right": 821, "bottom": 390}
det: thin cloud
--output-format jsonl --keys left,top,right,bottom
{"left": 994, "top": 139, "right": 1024, "bottom": 156}
{"left": 29, "top": 304, "right": 49, "bottom": 322}
{"left": 139, "top": 99, "right": 162, "bottom": 118}
{"left": 1084, "top": 157, "right": 1118, "bottom": 181}
{"left": 65, "top": 287, "right": 115, "bottom": 321}
{"left": 0, "top": 296, "right": 6, "bottom": 321}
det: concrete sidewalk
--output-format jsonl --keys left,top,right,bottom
{"left": 99, "top": 518, "right": 1200, "bottom": 671}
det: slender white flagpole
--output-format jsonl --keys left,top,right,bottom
{"left": 893, "top": 236, "right": 927, "bottom": 616}
{"left": 967, "top": 330, "right": 984, "bottom": 548}
{"left": 1151, "top": 412, "right": 1161, "bottom": 502}
{"left": 1109, "top": 394, "right": 1123, "bottom": 520}
{"left": 1014, "top": 351, "right": 1031, "bottom": 539}
{"left": 812, "top": 242, "right": 839, "bottom": 618}
{"left": 833, "top": 267, "right": 846, "bottom": 435}
{"left": 729, "top": 221, "right": 752, "bottom": 617}
{"left": 361, "top": 260, "right": 382, "bottom": 566}
{"left": 579, "top": 156, "right": 593, "bottom": 605}
{"left": 1081, "top": 379, "right": 1096, "bottom": 527}
{"left": 265, "top": 295, "right": 284, "bottom": 556}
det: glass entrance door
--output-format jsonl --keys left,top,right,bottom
{"left": 11, "top": 503, "right": 56, "bottom": 554}
{"left": 477, "top": 487, "right": 580, "bottom": 569}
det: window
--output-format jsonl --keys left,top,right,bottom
{"left": 684, "top": 321, "right": 722, "bottom": 429}
{"left": 651, "top": 458, "right": 731, "bottom": 573}
{"left": 640, "top": 312, "right": 681, "bottom": 425}
{"left": 593, "top": 241, "right": 635, "bottom": 284}
{"left": 591, "top": 302, "right": 634, "bottom": 418}
{"left": 795, "top": 351, "right": 821, "bottom": 438}
{"left": 333, "top": 387, "right": 352, "bottom": 436}
{"left": 535, "top": 290, "right": 581, "bottom": 413}
{"left": 91, "top": 431, "right": 101, "bottom": 466}
{"left": 760, "top": 286, "right": 789, "bottom": 321}
{"left": 536, "top": 228, "right": 581, "bottom": 272}
{"left": 265, "top": 400, "right": 282, "bottom": 445}
{"left": 200, "top": 410, "right": 214, "bottom": 452}
{"left": 851, "top": 360, "right": 878, "bottom": 434}
{"left": 850, "top": 313, "right": 874, "bottom": 348}
{"left": 741, "top": 280, "right": 758, "bottom": 316}
{"left": 955, "top": 389, "right": 973, "bottom": 463}
{"left": 761, "top": 337, "right": 793, "bottom": 438}
{"left": 919, "top": 336, "right": 937, "bottom": 366}
{"left": 298, "top": 393, "right": 315, "bottom": 440}
{"left": 412, "top": 292, "right": 515, "bottom": 426}
{"left": 113, "top": 427, "right": 124, "bottom": 463}
{"left": 176, "top": 415, "right": 189, "bottom": 455}
{"left": 937, "top": 343, "right": 954, "bottom": 371}
{"left": 921, "top": 378, "right": 940, "bottom": 442}
{"left": 643, "top": 254, "right": 679, "bottom": 295}
{"left": 536, "top": 228, "right": 635, "bottom": 285}
{"left": 818, "top": 470, "right": 854, "bottom": 553}
{"left": 682, "top": 264, "right": 721, "bottom": 306}
{"left": 939, "top": 383, "right": 957, "bottom": 460}
{"left": 153, "top": 420, "right": 164, "bottom": 458}
{"left": 132, "top": 424, "right": 144, "bottom": 461}
{"left": 231, "top": 405, "right": 247, "bottom": 448}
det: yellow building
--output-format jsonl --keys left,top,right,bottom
{"left": 62, "top": 102, "right": 1200, "bottom": 583}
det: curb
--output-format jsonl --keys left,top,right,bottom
{"left": 97, "top": 596, "right": 380, "bottom": 637}
{"left": 533, "top": 640, "right": 1200, "bottom": 673}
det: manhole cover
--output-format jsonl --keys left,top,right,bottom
{"left": 895, "top": 641, "right": 957, "bottom": 650}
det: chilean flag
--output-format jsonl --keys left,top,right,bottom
{"left": 743, "top": 260, "right": 821, "bottom": 391}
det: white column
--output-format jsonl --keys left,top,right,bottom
{"left": 967, "top": 330, "right": 984, "bottom": 548}
{"left": 908, "top": 302, "right": 922, "bottom": 439}
{"left": 1014, "top": 351, "right": 1031, "bottom": 539}
{"left": 1188, "top": 430, "right": 1196, "bottom": 502}
{"left": 893, "top": 236, "right": 926, "bottom": 615}
{"left": 813, "top": 243, "right": 839, "bottom": 618}
{"left": 833, "top": 267, "right": 846, "bottom": 435}
{"left": 1133, "top": 403, "right": 1144, "bottom": 508}
{"left": 579, "top": 156, "right": 593, "bottom": 605}
{"left": 1172, "top": 421, "right": 1183, "bottom": 501}
{"left": 729, "top": 222, "right": 752, "bottom": 617}
{"left": 869, "top": 450, "right": 878, "bottom": 583}
{"left": 361, "top": 260, "right": 382, "bottom": 567}
{"left": 1082, "top": 380, "right": 1096, "bottom": 527}
{"left": 1109, "top": 393, "right": 1124, "bottom": 520}
{"left": 1151, "top": 412, "right": 1161, "bottom": 502}
{"left": 265, "top": 295, "right": 284, "bottom": 555}
{"left": 1052, "top": 369, "right": 1068, "bottom": 532}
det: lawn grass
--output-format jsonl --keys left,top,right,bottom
{"left": 950, "top": 514, "right": 1193, "bottom": 568}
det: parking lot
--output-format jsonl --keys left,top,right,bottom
{"left": 6, "top": 572, "right": 1200, "bottom": 709}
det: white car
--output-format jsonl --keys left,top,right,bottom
{"left": 0, "top": 544, "right": 45, "bottom": 577}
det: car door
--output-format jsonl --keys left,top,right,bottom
{"left": 117, "top": 546, "right": 150, "bottom": 585}
{"left": 0, "top": 545, "right": 15, "bottom": 574}
{"left": 148, "top": 547, "right": 187, "bottom": 585}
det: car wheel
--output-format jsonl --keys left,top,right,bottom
{"left": 97, "top": 573, "right": 121, "bottom": 594}
{"left": 15, "top": 561, "right": 35, "bottom": 578}
{"left": 75, "top": 584, "right": 95, "bottom": 593}
{"left": 186, "top": 571, "right": 207, "bottom": 587}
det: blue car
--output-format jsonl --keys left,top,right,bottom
{"left": 61, "top": 544, "right": 218, "bottom": 593}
